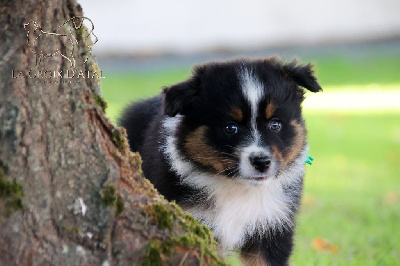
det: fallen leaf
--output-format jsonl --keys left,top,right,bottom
{"left": 302, "top": 194, "right": 316, "bottom": 206}
{"left": 312, "top": 237, "right": 339, "bottom": 254}
{"left": 384, "top": 192, "right": 399, "bottom": 204}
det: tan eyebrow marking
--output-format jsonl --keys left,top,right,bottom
{"left": 265, "top": 102, "right": 276, "bottom": 119}
{"left": 230, "top": 106, "right": 243, "bottom": 122}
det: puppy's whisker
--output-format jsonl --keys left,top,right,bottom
{"left": 223, "top": 165, "right": 239, "bottom": 176}
{"left": 214, "top": 166, "right": 235, "bottom": 175}
{"left": 213, "top": 165, "right": 238, "bottom": 178}
{"left": 219, "top": 152, "right": 239, "bottom": 159}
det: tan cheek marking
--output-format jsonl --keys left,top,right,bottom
{"left": 272, "top": 145, "right": 284, "bottom": 165}
{"left": 265, "top": 102, "right": 276, "bottom": 119}
{"left": 230, "top": 107, "right": 243, "bottom": 122}
{"left": 184, "top": 126, "right": 226, "bottom": 172}
{"left": 272, "top": 120, "right": 306, "bottom": 166}
{"left": 285, "top": 120, "right": 306, "bottom": 164}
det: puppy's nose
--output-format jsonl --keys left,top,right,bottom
{"left": 249, "top": 156, "right": 271, "bottom": 172}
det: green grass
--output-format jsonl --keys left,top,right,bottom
{"left": 312, "top": 56, "right": 400, "bottom": 87}
{"left": 292, "top": 113, "right": 400, "bottom": 265}
{"left": 101, "top": 55, "right": 400, "bottom": 265}
{"left": 102, "top": 69, "right": 190, "bottom": 122}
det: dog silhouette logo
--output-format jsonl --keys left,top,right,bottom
{"left": 23, "top": 16, "right": 98, "bottom": 68}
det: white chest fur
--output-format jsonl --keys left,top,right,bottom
{"left": 183, "top": 173, "right": 300, "bottom": 250}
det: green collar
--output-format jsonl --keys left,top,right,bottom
{"left": 305, "top": 155, "right": 314, "bottom": 165}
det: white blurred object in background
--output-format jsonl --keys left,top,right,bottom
{"left": 79, "top": 0, "right": 400, "bottom": 55}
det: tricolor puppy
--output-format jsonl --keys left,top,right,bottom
{"left": 120, "top": 57, "right": 322, "bottom": 265}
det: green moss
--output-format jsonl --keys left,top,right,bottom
{"left": 0, "top": 161, "right": 24, "bottom": 218}
{"left": 101, "top": 184, "right": 117, "bottom": 206}
{"left": 75, "top": 22, "right": 85, "bottom": 37}
{"left": 91, "top": 62, "right": 102, "bottom": 86}
{"left": 111, "top": 128, "right": 125, "bottom": 149}
{"left": 115, "top": 194, "right": 124, "bottom": 216}
{"left": 176, "top": 234, "right": 196, "bottom": 248}
{"left": 178, "top": 206, "right": 224, "bottom": 264}
{"left": 75, "top": 20, "right": 90, "bottom": 46}
{"left": 150, "top": 202, "right": 177, "bottom": 230}
{"left": 131, "top": 152, "right": 143, "bottom": 175}
{"left": 142, "top": 234, "right": 226, "bottom": 266}
{"left": 146, "top": 200, "right": 215, "bottom": 242}
{"left": 183, "top": 214, "right": 214, "bottom": 241}
{"left": 93, "top": 92, "right": 107, "bottom": 113}
{"left": 100, "top": 184, "right": 124, "bottom": 216}
{"left": 143, "top": 200, "right": 226, "bottom": 265}
{"left": 178, "top": 216, "right": 223, "bottom": 264}
{"left": 136, "top": 154, "right": 142, "bottom": 169}
{"left": 142, "top": 239, "right": 165, "bottom": 266}
{"left": 92, "top": 61, "right": 101, "bottom": 74}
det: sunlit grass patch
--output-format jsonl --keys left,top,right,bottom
{"left": 303, "top": 85, "right": 400, "bottom": 113}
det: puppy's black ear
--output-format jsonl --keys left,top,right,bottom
{"left": 283, "top": 61, "right": 322, "bottom": 92}
{"left": 162, "top": 76, "right": 200, "bottom": 117}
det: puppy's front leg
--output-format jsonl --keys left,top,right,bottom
{"left": 240, "top": 251, "right": 269, "bottom": 266}
{"left": 240, "top": 228, "right": 294, "bottom": 266}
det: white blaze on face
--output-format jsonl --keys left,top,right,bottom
{"left": 237, "top": 65, "right": 272, "bottom": 179}
{"left": 238, "top": 66, "right": 264, "bottom": 144}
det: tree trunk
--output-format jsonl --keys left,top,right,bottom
{"left": 0, "top": 0, "right": 225, "bottom": 265}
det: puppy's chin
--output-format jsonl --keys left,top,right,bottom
{"left": 237, "top": 175, "right": 274, "bottom": 186}
{"left": 237, "top": 162, "right": 279, "bottom": 186}
{"left": 237, "top": 177, "right": 270, "bottom": 186}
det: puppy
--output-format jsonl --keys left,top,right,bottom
{"left": 120, "top": 57, "right": 322, "bottom": 265}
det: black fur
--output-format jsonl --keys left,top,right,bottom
{"left": 120, "top": 57, "right": 321, "bottom": 265}
{"left": 119, "top": 96, "right": 162, "bottom": 153}
{"left": 242, "top": 228, "right": 294, "bottom": 266}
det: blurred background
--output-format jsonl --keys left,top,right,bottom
{"left": 80, "top": 0, "right": 400, "bottom": 264}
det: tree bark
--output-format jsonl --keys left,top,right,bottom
{"left": 0, "top": 0, "right": 225, "bottom": 265}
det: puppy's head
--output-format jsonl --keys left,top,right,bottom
{"left": 163, "top": 57, "right": 321, "bottom": 185}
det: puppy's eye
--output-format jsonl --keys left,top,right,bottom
{"left": 225, "top": 123, "right": 238, "bottom": 134}
{"left": 269, "top": 119, "right": 282, "bottom": 131}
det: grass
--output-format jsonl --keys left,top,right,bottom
{"left": 293, "top": 113, "right": 400, "bottom": 265}
{"left": 102, "top": 69, "right": 190, "bottom": 122}
{"left": 312, "top": 56, "right": 400, "bottom": 87}
{"left": 101, "top": 54, "right": 400, "bottom": 265}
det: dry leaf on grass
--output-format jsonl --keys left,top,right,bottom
{"left": 384, "top": 192, "right": 399, "bottom": 204}
{"left": 302, "top": 194, "right": 316, "bottom": 206}
{"left": 312, "top": 237, "right": 339, "bottom": 254}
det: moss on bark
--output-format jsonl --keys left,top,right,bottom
{"left": 93, "top": 92, "right": 108, "bottom": 113}
{"left": 143, "top": 200, "right": 226, "bottom": 265}
{"left": 100, "top": 184, "right": 125, "bottom": 216}
{"left": 0, "top": 161, "right": 24, "bottom": 218}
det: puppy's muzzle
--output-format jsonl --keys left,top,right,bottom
{"left": 249, "top": 154, "right": 271, "bottom": 172}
